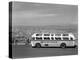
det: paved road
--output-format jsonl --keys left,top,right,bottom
{"left": 12, "top": 45, "right": 78, "bottom": 59}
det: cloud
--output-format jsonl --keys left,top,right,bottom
{"left": 13, "top": 11, "right": 57, "bottom": 19}
{"left": 24, "top": 13, "right": 57, "bottom": 18}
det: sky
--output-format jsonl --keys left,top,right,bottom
{"left": 12, "top": 2, "right": 78, "bottom": 26}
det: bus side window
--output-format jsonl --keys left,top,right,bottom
{"left": 36, "top": 37, "right": 42, "bottom": 40}
{"left": 70, "top": 37, "right": 73, "bottom": 40}
{"left": 44, "top": 34, "right": 50, "bottom": 36}
{"left": 36, "top": 34, "right": 42, "bottom": 36}
{"left": 51, "top": 37, "right": 54, "bottom": 40}
{"left": 55, "top": 37, "right": 61, "bottom": 40}
{"left": 44, "top": 37, "right": 50, "bottom": 40}
{"left": 63, "top": 37, "right": 69, "bottom": 40}
{"left": 63, "top": 34, "right": 68, "bottom": 36}
{"left": 55, "top": 34, "right": 61, "bottom": 36}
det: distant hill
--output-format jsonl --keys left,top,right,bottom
{"left": 12, "top": 24, "right": 78, "bottom": 33}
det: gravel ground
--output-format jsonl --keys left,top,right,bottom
{"left": 12, "top": 45, "right": 78, "bottom": 59}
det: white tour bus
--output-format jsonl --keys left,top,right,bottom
{"left": 30, "top": 33, "right": 77, "bottom": 48}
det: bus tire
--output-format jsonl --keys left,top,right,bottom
{"left": 35, "top": 43, "right": 41, "bottom": 48}
{"left": 60, "top": 43, "right": 66, "bottom": 48}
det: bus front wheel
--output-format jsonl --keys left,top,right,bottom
{"left": 35, "top": 43, "right": 41, "bottom": 48}
{"left": 60, "top": 43, "right": 66, "bottom": 48}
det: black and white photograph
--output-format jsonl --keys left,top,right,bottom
{"left": 9, "top": 1, "right": 78, "bottom": 59}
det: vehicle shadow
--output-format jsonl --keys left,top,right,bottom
{"left": 33, "top": 46, "right": 77, "bottom": 48}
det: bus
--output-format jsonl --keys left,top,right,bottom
{"left": 30, "top": 33, "right": 77, "bottom": 48}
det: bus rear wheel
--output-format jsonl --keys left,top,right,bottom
{"left": 35, "top": 43, "right": 41, "bottom": 48}
{"left": 60, "top": 43, "right": 66, "bottom": 48}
